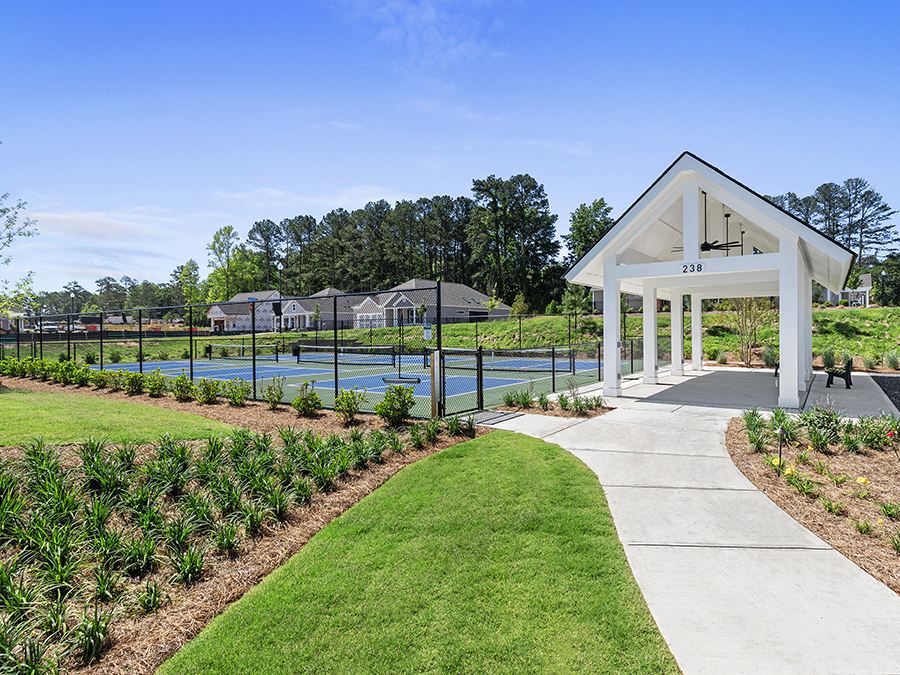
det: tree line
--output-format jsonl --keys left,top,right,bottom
{"left": 14, "top": 172, "right": 898, "bottom": 320}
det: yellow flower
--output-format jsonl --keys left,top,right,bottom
{"left": 808, "top": 446, "right": 814, "bottom": 453}
{"left": 879, "top": 519, "right": 884, "bottom": 526}
{"left": 784, "top": 466, "right": 795, "bottom": 476}
{"left": 857, "top": 476, "right": 870, "bottom": 484}
{"left": 772, "top": 457, "right": 780, "bottom": 466}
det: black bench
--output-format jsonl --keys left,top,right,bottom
{"left": 825, "top": 359, "right": 853, "bottom": 389}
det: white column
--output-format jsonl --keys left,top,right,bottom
{"left": 683, "top": 182, "right": 700, "bottom": 261}
{"left": 602, "top": 256, "right": 622, "bottom": 397}
{"left": 803, "top": 272, "right": 813, "bottom": 388}
{"left": 778, "top": 240, "right": 802, "bottom": 408}
{"left": 691, "top": 293, "right": 703, "bottom": 371}
{"left": 643, "top": 280, "right": 658, "bottom": 384}
{"left": 671, "top": 291, "right": 684, "bottom": 376}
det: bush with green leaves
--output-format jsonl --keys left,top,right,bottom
{"left": 73, "top": 364, "right": 94, "bottom": 387}
{"left": 125, "top": 371, "right": 145, "bottom": 395}
{"left": 195, "top": 378, "right": 221, "bottom": 404}
{"left": 291, "top": 381, "right": 322, "bottom": 417}
{"left": 374, "top": 385, "right": 415, "bottom": 426}
{"left": 146, "top": 368, "right": 167, "bottom": 397}
{"left": 83, "top": 350, "right": 97, "bottom": 365}
{"left": 557, "top": 393, "right": 570, "bottom": 410}
{"left": 263, "top": 375, "right": 286, "bottom": 410}
{"left": 170, "top": 372, "right": 195, "bottom": 402}
{"left": 180, "top": 348, "right": 191, "bottom": 360}
{"left": 224, "top": 378, "right": 252, "bottom": 406}
{"left": 108, "top": 348, "right": 122, "bottom": 364}
{"left": 762, "top": 345, "right": 778, "bottom": 368}
{"left": 334, "top": 387, "right": 367, "bottom": 424}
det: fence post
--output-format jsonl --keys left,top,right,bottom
{"left": 15, "top": 320, "right": 20, "bottom": 360}
{"left": 476, "top": 345, "right": 484, "bottom": 411}
{"left": 333, "top": 295, "right": 339, "bottom": 403}
{"left": 519, "top": 315, "right": 522, "bottom": 348}
{"left": 38, "top": 314, "right": 43, "bottom": 361}
{"left": 437, "top": 281, "right": 442, "bottom": 353}
{"left": 551, "top": 345, "right": 556, "bottom": 393}
{"left": 189, "top": 306, "right": 194, "bottom": 381}
{"left": 138, "top": 309, "right": 143, "bottom": 373}
{"left": 98, "top": 313, "right": 103, "bottom": 369}
{"left": 568, "top": 314, "right": 571, "bottom": 349}
{"left": 67, "top": 314, "right": 72, "bottom": 361}
{"left": 475, "top": 320, "right": 478, "bottom": 348}
{"left": 251, "top": 303, "right": 257, "bottom": 401}
{"left": 597, "top": 341, "right": 602, "bottom": 382}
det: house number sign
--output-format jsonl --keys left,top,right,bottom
{"left": 682, "top": 263, "right": 704, "bottom": 273}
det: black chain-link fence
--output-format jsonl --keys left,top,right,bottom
{"left": 4, "top": 289, "right": 679, "bottom": 417}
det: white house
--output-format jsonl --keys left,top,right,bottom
{"left": 350, "top": 279, "right": 511, "bottom": 328}
{"left": 567, "top": 152, "right": 855, "bottom": 408}
{"left": 207, "top": 290, "right": 282, "bottom": 333}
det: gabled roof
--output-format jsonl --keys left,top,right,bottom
{"left": 311, "top": 287, "right": 345, "bottom": 297}
{"left": 384, "top": 279, "right": 511, "bottom": 310}
{"left": 567, "top": 152, "right": 856, "bottom": 294}
{"left": 208, "top": 290, "right": 281, "bottom": 317}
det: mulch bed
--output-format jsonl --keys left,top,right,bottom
{"left": 491, "top": 402, "right": 613, "bottom": 419}
{"left": 726, "top": 419, "right": 900, "bottom": 595}
{"left": 0, "top": 376, "right": 489, "bottom": 675}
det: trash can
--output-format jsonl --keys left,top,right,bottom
{"left": 291, "top": 344, "right": 300, "bottom": 357}
{"left": 204, "top": 345, "right": 212, "bottom": 358}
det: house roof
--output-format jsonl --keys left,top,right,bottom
{"left": 208, "top": 290, "right": 281, "bottom": 317}
{"left": 566, "top": 151, "right": 856, "bottom": 295}
{"left": 311, "top": 286, "right": 345, "bottom": 297}
{"left": 384, "top": 279, "right": 511, "bottom": 310}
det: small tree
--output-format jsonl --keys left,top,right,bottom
{"left": 722, "top": 297, "right": 776, "bottom": 366}
{"left": 511, "top": 292, "right": 529, "bottom": 316}
{"left": 561, "top": 283, "right": 591, "bottom": 314}
{"left": 311, "top": 303, "right": 321, "bottom": 330}
{"left": 545, "top": 299, "right": 559, "bottom": 314}
{"left": 417, "top": 300, "right": 427, "bottom": 323}
{"left": 483, "top": 291, "right": 501, "bottom": 316}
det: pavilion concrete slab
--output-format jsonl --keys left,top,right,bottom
{"left": 482, "top": 370, "right": 900, "bottom": 674}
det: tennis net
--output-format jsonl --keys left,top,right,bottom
{"left": 209, "top": 343, "right": 279, "bottom": 361}
{"left": 294, "top": 344, "right": 397, "bottom": 367}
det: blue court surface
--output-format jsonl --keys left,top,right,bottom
{"left": 94, "top": 355, "right": 602, "bottom": 404}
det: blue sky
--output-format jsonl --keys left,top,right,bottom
{"left": 2, "top": 0, "right": 898, "bottom": 293}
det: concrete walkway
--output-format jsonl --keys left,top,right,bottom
{"left": 484, "top": 368, "right": 900, "bottom": 674}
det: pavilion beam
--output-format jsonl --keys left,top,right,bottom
{"left": 643, "top": 280, "right": 658, "bottom": 385}
{"left": 683, "top": 181, "right": 701, "bottom": 262}
{"left": 602, "top": 255, "right": 622, "bottom": 397}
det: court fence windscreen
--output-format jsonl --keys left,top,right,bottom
{"left": 4, "top": 284, "right": 673, "bottom": 418}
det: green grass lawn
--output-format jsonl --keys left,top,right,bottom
{"left": 0, "top": 387, "right": 234, "bottom": 444}
{"left": 159, "top": 431, "right": 679, "bottom": 675}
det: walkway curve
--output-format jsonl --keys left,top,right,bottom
{"left": 485, "top": 370, "right": 900, "bottom": 675}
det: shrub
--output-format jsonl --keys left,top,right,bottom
{"left": 762, "top": 345, "right": 778, "bottom": 368}
{"left": 146, "top": 368, "right": 167, "bottom": 397}
{"left": 125, "top": 371, "right": 145, "bottom": 395}
{"left": 92, "top": 370, "right": 110, "bottom": 389}
{"left": 445, "top": 415, "right": 462, "bottom": 436}
{"left": 170, "top": 372, "right": 195, "bottom": 402}
{"left": 334, "top": 387, "right": 367, "bottom": 424}
{"left": 263, "top": 375, "right": 286, "bottom": 410}
{"left": 863, "top": 354, "right": 880, "bottom": 370}
{"left": 886, "top": 351, "right": 900, "bottom": 371}
{"left": 514, "top": 389, "right": 533, "bottom": 407}
{"left": 838, "top": 299, "right": 849, "bottom": 307}
{"left": 108, "top": 349, "right": 122, "bottom": 364}
{"left": 291, "top": 381, "right": 322, "bottom": 417}
{"left": 224, "top": 378, "right": 252, "bottom": 406}
{"left": 74, "top": 364, "right": 94, "bottom": 386}
{"left": 821, "top": 348, "right": 836, "bottom": 369}
{"left": 716, "top": 349, "right": 728, "bottom": 364}
{"left": 538, "top": 393, "right": 550, "bottom": 410}
{"left": 83, "top": 350, "right": 97, "bottom": 365}
{"left": 558, "top": 393, "right": 570, "bottom": 410}
{"left": 195, "top": 378, "right": 221, "bottom": 404}
{"left": 374, "top": 385, "right": 415, "bottom": 426}
{"left": 408, "top": 423, "right": 426, "bottom": 450}
{"left": 155, "top": 350, "right": 168, "bottom": 361}
{"left": 180, "top": 348, "right": 191, "bottom": 360}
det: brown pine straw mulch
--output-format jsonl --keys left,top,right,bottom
{"left": 0, "top": 377, "right": 489, "bottom": 675}
{"left": 492, "top": 401, "right": 613, "bottom": 419}
{"left": 726, "top": 418, "right": 900, "bottom": 595}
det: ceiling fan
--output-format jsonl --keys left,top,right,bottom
{"left": 673, "top": 192, "right": 743, "bottom": 254}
